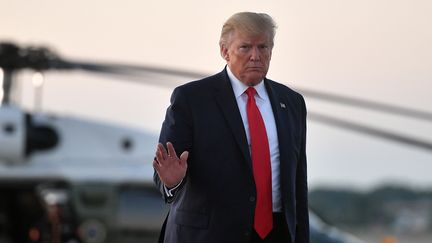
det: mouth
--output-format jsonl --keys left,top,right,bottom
{"left": 246, "top": 66, "right": 263, "bottom": 71}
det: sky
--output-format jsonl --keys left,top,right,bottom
{"left": 1, "top": 0, "right": 432, "bottom": 189}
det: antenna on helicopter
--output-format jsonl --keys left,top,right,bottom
{"left": 0, "top": 42, "right": 58, "bottom": 104}
{"left": 0, "top": 43, "right": 17, "bottom": 104}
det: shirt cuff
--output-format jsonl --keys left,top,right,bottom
{"left": 163, "top": 179, "right": 183, "bottom": 197}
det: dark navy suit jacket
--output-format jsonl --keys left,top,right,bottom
{"left": 154, "top": 69, "right": 309, "bottom": 243}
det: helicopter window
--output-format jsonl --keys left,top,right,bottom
{"left": 117, "top": 185, "right": 168, "bottom": 232}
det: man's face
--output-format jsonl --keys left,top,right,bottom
{"left": 221, "top": 30, "right": 273, "bottom": 86}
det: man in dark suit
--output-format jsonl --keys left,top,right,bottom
{"left": 153, "top": 12, "right": 309, "bottom": 243}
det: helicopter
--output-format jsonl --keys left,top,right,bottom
{"left": 2, "top": 41, "right": 431, "bottom": 243}
{"left": 0, "top": 42, "right": 171, "bottom": 243}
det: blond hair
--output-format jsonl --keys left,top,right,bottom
{"left": 219, "top": 12, "right": 277, "bottom": 48}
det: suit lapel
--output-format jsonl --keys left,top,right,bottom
{"left": 212, "top": 72, "right": 295, "bottom": 172}
{"left": 213, "top": 70, "right": 252, "bottom": 169}
{"left": 264, "top": 80, "right": 293, "bottom": 167}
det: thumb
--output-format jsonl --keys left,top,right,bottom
{"left": 180, "top": 151, "right": 189, "bottom": 164}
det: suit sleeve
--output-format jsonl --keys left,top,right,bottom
{"left": 153, "top": 86, "right": 193, "bottom": 203}
{"left": 295, "top": 95, "right": 310, "bottom": 243}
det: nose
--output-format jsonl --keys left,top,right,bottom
{"left": 250, "top": 47, "right": 261, "bottom": 61}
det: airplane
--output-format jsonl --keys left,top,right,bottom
{"left": 5, "top": 41, "right": 431, "bottom": 243}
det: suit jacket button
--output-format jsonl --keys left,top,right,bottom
{"left": 244, "top": 231, "right": 250, "bottom": 237}
{"left": 249, "top": 196, "right": 255, "bottom": 202}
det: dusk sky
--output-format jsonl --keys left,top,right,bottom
{"left": 2, "top": 0, "right": 432, "bottom": 189}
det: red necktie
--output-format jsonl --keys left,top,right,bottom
{"left": 246, "top": 87, "right": 273, "bottom": 239}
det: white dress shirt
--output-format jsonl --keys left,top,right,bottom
{"left": 226, "top": 67, "right": 282, "bottom": 212}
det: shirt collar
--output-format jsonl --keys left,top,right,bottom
{"left": 226, "top": 66, "right": 267, "bottom": 100}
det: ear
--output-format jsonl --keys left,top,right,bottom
{"left": 220, "top": 44, "right": 229, "bottom": 61}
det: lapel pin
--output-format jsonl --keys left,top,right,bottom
{"left": 280, "top": 102, "right": 286, "bottom": 108}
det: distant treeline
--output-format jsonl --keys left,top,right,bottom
{"left": 309, "top": 184, "right": 432, "bottom": 231}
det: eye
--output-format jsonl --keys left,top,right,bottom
{"left": 258, "top": 44, "right": 269, "bottom": 50}
{"left": 239, "top": 45, "right": 250, "bottom": 51}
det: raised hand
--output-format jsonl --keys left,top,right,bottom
{"left": 153, "top": 142, "right": 188, "bottom": 188}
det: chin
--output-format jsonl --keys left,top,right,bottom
{"left": 247, "top": 75, "right": 265, "bottom": 84}
{"left": 244, "top": 78, "right": 263, "bottom": 86}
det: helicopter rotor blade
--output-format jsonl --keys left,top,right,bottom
{"left": 309, "top": 112, "right": 432, "bottom": 152}
{"left": 2, "top": 42, "right": 432, "bottom": 152}
{"left": 60, "top": 59, "right": 207, "bottom": 83}
{"left": 300, "top": 88, "right": 432, "bottom": 122}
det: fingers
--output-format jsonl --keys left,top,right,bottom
{"left": 179, "top": 151, "right": 189, "bottom": 165}
{"left": 156, "top": 143, "right": 170, "bottom": 166}
{"left": 166, "top": 142, "right": 178, "bottom": 158}
{"left": 153, "top": 159, "right": 161, "bottom": 170}
{"left": 155, "top": 142, "right": 188, "bottom": 166}
{"left": 157, "top": 143, "right": 168, "bottom": 160}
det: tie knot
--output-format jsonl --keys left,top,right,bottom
{"left": 246, "top": 87, "right": 257, "bottom": 97}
